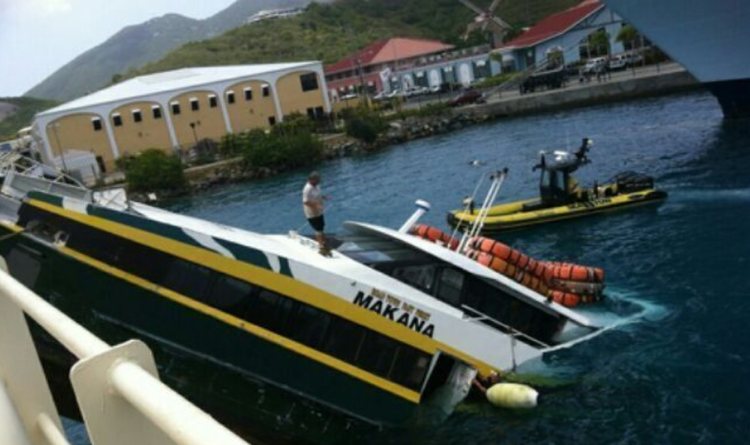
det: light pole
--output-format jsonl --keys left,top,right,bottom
{"left": 51, "top": 122, "right": 69, "bottom": 172}
{"left": 189, "top": 122, "right": 199, "bottom": 145}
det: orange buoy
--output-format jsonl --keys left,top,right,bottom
{"left": 411, "top": 224, "right": 459, "bottom": 250}
{"left": 548, "top": 290, "right": 582, "bottom": 308}
{"left": 465, "top": 249, "right": 518, "bottom": 278}
{"left": 541, "top": 261, "right": 605, "bottom": 283}
{"left": 464, "top": 237, "right": 606, "bottom": 307}
{"left": 548, "top": 279, "right": 604, "bottom": 296}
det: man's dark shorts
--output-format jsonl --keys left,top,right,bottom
{"left": 307, "top": 215, "right": 325, "bottom": 232}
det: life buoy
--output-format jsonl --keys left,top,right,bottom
{"left": 411, "top": 224, "right": 459, "bottom": 250}
{"left": 470, "top": 237, "right": 539, "bottom": 278}
{"left": 514, "top": 270, "right": 549, "bottom": 296}
{"left": 465, "top": 236, "right": 605, "bottom": 308}
{"left": 541, "top": 261, "right": 605, "bottom": 283}
{"left": 465, "top": 249, "right": 518, "bottom": 278}
{"left": 548, "top": 279, "right": 604, "bottom": 296}
{"left": 548, "top": 290, "right": 582, "bottom": 308}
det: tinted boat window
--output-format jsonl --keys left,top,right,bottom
{"left": 322, "top": 317, "right": 365, "bottom": 363}
{"left": 163, "top": 259, "right": 213, "bottom": 302}
{"left": 286, "top": 304, "right": 330, "bottom": 349}
{"left": 390, "top": 347, "right": 431, "bottom": 390}
{"left": 356, "top": 331, "right": 398, "bottom": 378}
{"left": 6, "top": 246, "right": 42, "bottom": 288}
{"left": 208, "top": 275, "right": 255, "bottom": 313}
{"left": 437, "top": 268, "right": 464, "bottom": 306}
{"left": 392, "top": 264, "right": 437, "bottom": 294}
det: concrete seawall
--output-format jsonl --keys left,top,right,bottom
{"left": 466, "top": 68, "right": 700, "bottom": 118}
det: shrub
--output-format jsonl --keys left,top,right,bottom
{"left": 343, "top": 107, "right": 386, "bottom": 143}
{"left": 240, "top": 118, "right": 323, "bottom": 169}
{"left": 119, "top": 149, "right": 186, "bottom": 192}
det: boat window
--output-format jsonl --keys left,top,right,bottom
{"left": 390, "top": 346, "right": 431, "bottom": 391}
{"left": 355, "top": 331, "right": 399, "bottom": 378}
{"left": 25, "top": 219, "right": 60, "bottom": 243}
{"left": 436, "top": 268, "right": 464, "bottom": 306}
{"left": 244, "top": 289, "right": 285, "bottom": 332}
{"left": 162, "top": 259, "right": 213, "bottom": 302}
{"left": 286, "top": 304, "right": 330, "bottom": 349}
{"left": 462, "top": 276, "right": 562, "bottom": 344}
{"left": 6, "top": 246, "right": 42, "bottom": 289}
{"left": 208, "top": 275, "right": 256, "bottom": 313}
{"left": 321, "top": 317, "right": 365, "bottom": 364}
{"left": 392, "top": 264, "right": 438, "bottom": 294}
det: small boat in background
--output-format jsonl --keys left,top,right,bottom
{"left": 447, "top": 139, "right": 667, "bottom": 232}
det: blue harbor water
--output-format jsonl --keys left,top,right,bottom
{"left": 71, "top": 90, "right": 750, "bottom": 444}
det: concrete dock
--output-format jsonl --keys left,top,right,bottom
{"left": 407, "top": 62, "right": 701, "bottom": 118}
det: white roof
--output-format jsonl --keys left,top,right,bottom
{"left": 38, "top": 62, "right": 320, "bottom": 117}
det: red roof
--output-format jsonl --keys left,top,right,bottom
{"left": 502, "top": 0, "right": 604, "bottom": 49}
{"left": 326, "top": 37, "right": 454, "bottom": 74}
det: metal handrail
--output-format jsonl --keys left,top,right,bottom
{"left": 0, "top": 270, "right": 251, "bottom": 445}
{"left": 461, "top": 304, "right": 549, "bottom": 349}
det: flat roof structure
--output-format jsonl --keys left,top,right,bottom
{"left": 39, "top": 62, "right": 321, "bottom": 117}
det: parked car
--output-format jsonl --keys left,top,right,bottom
{"left": 608, "top": 54, "right": 628, "bottom": 71}
{"left": 582, "top": 57, "right": 607, "bottom": 74}
{"left": 447, "top": 89, "right": 484, "bottom": 107}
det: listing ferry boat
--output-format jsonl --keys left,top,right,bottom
{"left": 0, "top": 156, "right": 608, "bottom": 443}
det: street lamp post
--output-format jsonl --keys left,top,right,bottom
{"left": 189, "top": 122, "right": 199, "bottom": 145}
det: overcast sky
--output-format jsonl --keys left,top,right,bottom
{"left": 0, "top": 0, "right": 236, "bottom": 97}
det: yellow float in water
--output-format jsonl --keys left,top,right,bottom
{"left": 486, "top": 383, "right": 539, "bottom": 409}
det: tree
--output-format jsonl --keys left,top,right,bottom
{"left": 616, "top": 25, "right": 640, "bottom": 51}
{"left": 119, "top": 149, "right": 186, "bottom": 192}
{"left": 588, "top": 29, "right": 611, "bottom": 57}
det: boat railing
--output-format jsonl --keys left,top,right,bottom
{"left": 456, "top": 168, "right": 507, "bottom": 251}
{"left": 461, "top": 304, "right": 550, "bottom": 350}
{"left": 0, "top": 268, "right": 251, "bottom": 445}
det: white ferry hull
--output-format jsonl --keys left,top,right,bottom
{"left": 604, "top": 0, "right": 750, "bottom": 118}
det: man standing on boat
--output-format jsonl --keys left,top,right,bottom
{"left": 303, "top": 171, "right": 330, "bottom": 256}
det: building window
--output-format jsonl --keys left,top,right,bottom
{"left": 190, "top": 98, "right": 199, "bottom": 111}
{"left": 226, "top": 91, "right": 235, "bottom": 104}
{"left": 268, "top": 116, "right": 276, "bottom": 126}
{"left": 244, "top": 88, "right": 253, "bottom": 101}
{"left": 91, "top": 118, "right": 102, "bottom": 131}
{"left": 300, "top": 73, "right": 319, "bottom": 92}
{"left": 208, "top": 95, "right": 217, "bottom": 108}
{"left": 132, "top": 110, "right": 142, "bottom": 123}
{"left": 112, "top": 114, "right": 123, "bottom": 127}
{"left": 171, "top": 102, "right": 181, "bottom": 115}
{"left": 152, "top": 106, "right": 162, "bottom": 119}
{"left": 262, "top": 84, "right": 270, "bottom": 97}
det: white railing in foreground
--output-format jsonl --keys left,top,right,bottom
{"left": 0, "top": 269, "right": 251, "bottom": 445}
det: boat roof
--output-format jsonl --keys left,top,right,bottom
{"left": 344, "top": 221, "right": 596, "bottom": 328}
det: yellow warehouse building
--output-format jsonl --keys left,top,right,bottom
{"left": 32, "top": 62, "right": 331, "bottom": 172}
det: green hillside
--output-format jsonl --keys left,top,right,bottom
{"left": 0, "top": 97, "right": 59, "bottom": 141}
{"left": 131, "top": 0, "right": 580, "bottom": 77}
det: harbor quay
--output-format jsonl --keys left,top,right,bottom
{"left": 405, "top": 62, "right": 699, "bottom": 118}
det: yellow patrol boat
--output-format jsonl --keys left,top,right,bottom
{"left": 447, "top": 139, "right": 667, "bottom": 232}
